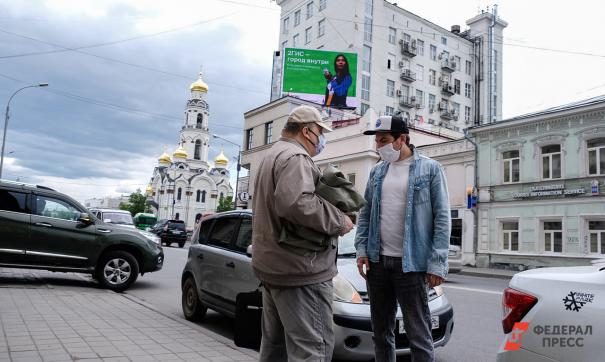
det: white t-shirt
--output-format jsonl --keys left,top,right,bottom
{"left": 379, "top": 157, "right": 412, "bottom": 257}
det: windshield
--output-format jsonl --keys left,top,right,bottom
{"left": 103, "top": 212, "right": 134, "bottom": 225}
{"left": 170, "top": 222, "right": 186, "bottom": 230}
{"left": 338, "top": 226, "right": 357, "bottom": 255}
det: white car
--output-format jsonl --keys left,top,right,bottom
{"left": 497, "top": 263, "right": 605, "bottom": 362}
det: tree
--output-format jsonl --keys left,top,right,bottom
{"left": 216, "top": 195, "right": 234, "bottom": 212}
{"left": 119, "top": 189, "right": 148, "bottom": 216}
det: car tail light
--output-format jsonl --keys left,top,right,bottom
{"left": 502, "top": 287, "right": 538, "bottom": 334}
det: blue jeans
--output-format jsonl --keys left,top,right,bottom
{"left": 367, "top": 256, "right": 434, "bottom": 362}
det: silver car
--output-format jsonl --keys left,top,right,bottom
{"left": 181, "top": 210, "right": 454, "bottom": 360}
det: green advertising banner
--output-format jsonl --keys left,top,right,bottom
{"left": 282, "top": 47, "right": 358, "bottom": 108}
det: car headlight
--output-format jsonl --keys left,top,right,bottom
{"left": 429, "top": 285, "right": 444, "bottom": 301}
{"left": 139, "top": 230, "right": 161, "bottom": 245}
{"left": 333, "top": 274, "right": 362, "bottom": 304}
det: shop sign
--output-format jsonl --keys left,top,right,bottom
{"left": 512, "top": 184, "right": 586, "bottom": 199}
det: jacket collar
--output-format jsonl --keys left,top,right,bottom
{"left": 279, "top": 137, "right": 310, "bottom": 156}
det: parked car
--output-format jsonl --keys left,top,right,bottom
{"left": 0, "top": 180, "right": 164, "bottom": 292}
{"left": 181, "top": 210, "right": 454, "bottom": 360}
{"left": 151, "top": 219, "right": 187, "bottom": 247}
{"left": 89, "top": 208, "right": 135, "bottom": 228}
{"left": 448, "top": 245, "right": 462, "bottom": 273}
{"left": 497, "top": 264, "right": 605, "bottom": 362}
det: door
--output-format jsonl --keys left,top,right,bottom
{"left": 224, "top": 217, "right": 260, "bottom": 301}
{"left": 0, "top": 189, "right": 31, "bottom": 264}
{"left": 29, "top": 193, "right": 98, "bottom": 268}
{"left": 188, "top": 218, "right": 213, "bottom": 293}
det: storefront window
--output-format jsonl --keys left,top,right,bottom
{"left": 544, "top": 221, "right": 562, "bottom": 253}
{"left": 589, "top": 221, "right": 605, "bottom": 254}
{"left": 588, "top": 138, "right": 605, "bottom": 175}
{"left": 542, "top": 144, "right": 561, "bottom": 179}
{"left": 502, "top": 150, "right": 520, "bottom": 183}
{"left": 501, "top": 221, "right": 518, "bottom": 251}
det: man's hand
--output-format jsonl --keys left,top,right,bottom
{"left": 339, "top": 214, "right": 354, "bottom": 236}
{"left": 357, "top": 257, "right": 370, "bottom": 280}
{"left": 426, "top": 274, "right": 444, "bottom": 288}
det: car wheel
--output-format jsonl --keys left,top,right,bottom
{"left": 96, "top": 251, "right": 139, "bottom": 292}
{"left": 182, "top": 277, "right": 207, "bottom": 321}
{"left": 178, "top": 242, "right": 185, "bottom": 248}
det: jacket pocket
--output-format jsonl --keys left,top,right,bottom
{"left": 413, "top": 176, "right": 430, "bottom": 204}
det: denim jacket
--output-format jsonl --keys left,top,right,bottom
{"left": 354, "top": 149, "right": 451, "bottom": 278}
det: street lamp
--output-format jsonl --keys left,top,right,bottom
{"left": 1, "top": 83, "right": 49, "bottom": 179}
{"left": 212, "top": 134, "right": 241, "bottom": 210}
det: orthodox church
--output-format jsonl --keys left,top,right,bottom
{"left": 146, "top": 73, "right": 233, "bottom": 230}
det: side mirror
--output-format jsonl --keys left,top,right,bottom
{"left": 246, "top": 244, "right": 253, "bottom": 258}
{"left": 78, "top": 213, "right": 93, "bottom": 225}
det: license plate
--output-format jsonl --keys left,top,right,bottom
{"left": 171, "top": 230, "right": 182, "bottom": 234}
{"left": 397, "top": 316, "right": 439, "bottom": 334}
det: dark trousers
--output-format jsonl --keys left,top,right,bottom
{"left": 367, "top": 256, "right": 434, "bottom": 362}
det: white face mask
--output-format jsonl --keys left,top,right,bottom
{"left": 377, "top": 142, "right": 401, "bottom": 163}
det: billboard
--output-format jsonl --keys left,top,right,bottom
{"left": 282, "top": 48, "right": 358, "bottom": 108}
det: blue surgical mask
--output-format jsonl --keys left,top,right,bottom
{"left": 315, "top": 133, "right": 326, "bottom": 155}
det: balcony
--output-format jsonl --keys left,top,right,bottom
{"left": 399, "top": 69, "right": 416, "bottom": 82}
{"left": 400, "top": 41, "right": 417, "bottom": 57}
{"left": 440, "top": 109, "right": 457, "bottom": 120}
{"left": 441, "top": 83, "right": 455, "bottom": 96}
{"left": 399, "top": 96, "right": 416, "bottom": 109}
{"left": 441, "top": 58, "right": 456, "bottom": 72}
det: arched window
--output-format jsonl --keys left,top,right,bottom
{"left": 220, "top": 192, "right": 224, "bottom": 200}
{"left": 177, "top": 187, "right": 182, "bottom": 201}
{"left": 197, "top": 114, "right": 203, "bottom": 128}
{"left": 201, "top": 190, "right": 207, "bottom": 203}
{"left": 194, "top": 140, "right": 201, "bottom": 160}
{"left": 175, "top": 213, "right": 180, "bottom": 220}
{"left": 196, "top": 190, "right": 201, "bottom": 202}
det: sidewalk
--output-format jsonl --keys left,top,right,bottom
{"left": 458, "top": 266, "right": 517, "bottom": 280}
{"left": 0, "top": 269, "right": 258, "bottom": 362}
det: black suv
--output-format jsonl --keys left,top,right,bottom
{"left": 152, "top": 219, "right": 187, "bottom": 247}
{"left": 0, "top": 180, "right": 164, "bottom": 291}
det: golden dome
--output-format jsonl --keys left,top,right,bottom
{"left": 158, "top": 152, "right": 172, "bottom": 164}
{"left": 146, "top": 184, "right": 153, "bottom": 195}
{"left": 214, "top": 149, "right": 229, "bottom": 167}
{"left": 190, "top": 72, "right": 209, "bottom": 93}
{"left": 173, "top": 145, "right": 188, "bottom": 159}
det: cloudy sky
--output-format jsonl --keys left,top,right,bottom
{"left": 1, "top": 0, "right": 604, "bottom": 201}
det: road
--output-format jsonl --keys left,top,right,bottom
{"left": 124, "top": 246, "right": 510, "bottom": 362}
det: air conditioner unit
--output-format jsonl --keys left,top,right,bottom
{"left": 398, "top": 61, "right": 405, "bottom": 68}
{"left": 450, "top": 61, "right": 457, "bottom": 69}
{"left": 396, "top": 89, "right": 403, "bottom": 96}
{"left": 415, "top": 103, "right": 421, "bottom": 109}
{"left": 399, "top": 39, "right": 404, "bottom": 45}
{"left": 410, "top": 96, "right": 416, "bottom": 102}
{"left": 411, "top": 40, "right": 417, "bottom": 48}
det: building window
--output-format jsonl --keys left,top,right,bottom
{"left": 588, "top": 138, "right": 605, "bottom": 175}
{"left": 201, "top": 190, "right": 207, "bottom": 203}
{"left": 589, "top": 220, "right": 605, "bottom": 254}
{"left": 362, "top": 45, "right": 371, "bottom": 72}
{"left": 318, "top": 19, "right": 325, "bottom": 37}
{"left": 454, "top": 79, "right": 461, "bottom": 94}
{"left": 306, "top": 2, "right": 313, "bottom": 18}
{"left": 196, "top": 113, "right": 204, "bottom": 128}
{"left": 364, "top": 16, "right": 372, "bottom": 42}
{"left": 387, "top": 53, "right": 395, "bottom": 70}
{"left": 503, "top": 150, "right": 520, "bottom": 183}
{"left": 416, "top": 39, "right": 424, "bottom": 56}
{"left": 194, "top": 140, "right": 201, "bottom": 160}
{"left": 451, "top": 102, "right": 460, "bottom": 117}
{"left": 403, "top": 33, "right": 411, "bottom": 42}
{"left": 441, "top": 36, "right": 447, "bottom": 45}
{"left": 415, "top": 89, "right": 424, "bottom": 106}
{"left": 294, "top": 10, "right": 301, "bottom": 26}
{"left": 465, "top": 60, "right": 472, "bottom": 75}
{"left": 292, "top": 33, "right": 299, "bottom": 47}
{"left": 388, "top": 27, "right": 396, "bottom": 44}
{"left": 464, "top": 106, "right": 471, "bottom": 123}
{"left": 385, "top": 106, "right": 394, "bottom": 116}
{"left": 429, "top": 69, "right": 436, "bottom": 86}
{"left": 428, "top": 94, "right": 436, "bottom": 111}
{"left": 196, "top": 190, "right": 201, "bottom": 202}
{"left": 416, "top": 64, "right": 424, "bottom": 81}
{"left": 305, "top": 27, "right": 312, "bottom": 44}
{"left": 282, "top": 17, "right": 289, "bottom": 33}
{"left": 386, "top": 79, "right": 395, "bottom": 97}
{"left": 246, "top": 129, "right": 253, "bottom": 150}
{"left": 501, "top": 221, "right": 519, "bottom": 252}
{"left": 543, "top": 221, "right": 563, "bottom": 253}
{"left": 430, "top": 44, "right": 437, "bottom": 61}
{"left": 360, "top": 103, "right": 370, "bottom": 115}
{"left": 542, "top": 144, "right": 562, "bottom": 179}
{"left": 177, "top": 187, "right": 182, "bottom": 201}
{"left": 175, "top": 212, "right": 180, "bottom": 220}
{"left": 464, "top": 83, "right": 471, "bottom": 98}
{"left": 265, "top": 122, "right": 273, "bottom": 144}
{"left": 361, "top": 74, "right": 370, "bottom": 101}
{"left": 454, "top": 56, "right": 461, "bottom": 70}
{"left": 319, "top": 0, "right": 327, "bottom": 11}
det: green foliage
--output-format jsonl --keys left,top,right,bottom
{"left": 216, "top": 195, "right": 234, "bottom": 212}
{"left": 119, "top": 189, "right": 148, "bottom": 216}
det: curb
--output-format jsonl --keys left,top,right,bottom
{"left": 120, "top": 292, "right": 258, "bottom": 359}
{"left": 458, "top": 270, "right": 515, "bottom": 280}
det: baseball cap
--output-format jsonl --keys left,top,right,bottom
{"left": 363, "top": 115, "right": 409, "bottom": 135}
{"left": 287, "top": 105, "right": 333, "bottom": 133}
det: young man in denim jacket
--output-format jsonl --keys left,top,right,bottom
{"left": 354, "top": 115, "right": 451, "bottom": 362}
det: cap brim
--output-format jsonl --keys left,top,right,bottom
{"left": 363, "top": 130, "right": 378, "bottom": 135}
{"left": 315, "top": 121, "right": 333, "bottom": 133}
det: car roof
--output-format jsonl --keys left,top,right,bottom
{"left": 201, "top": 209, "right": 252, "bottom": 222}
{"left": 91, "top": 208, "right": 131, "bottom": 213}
{"left": 0, "top": 179, "right": 56, "bottom": 192}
